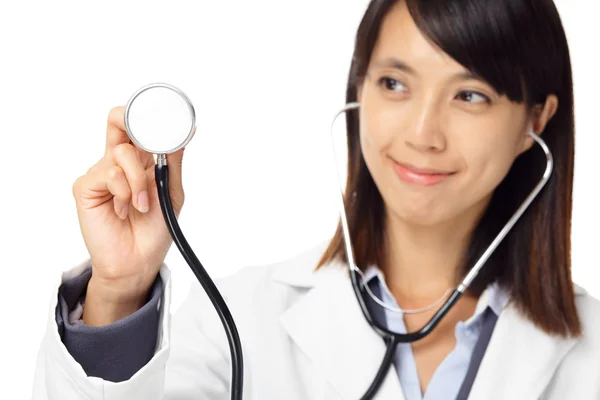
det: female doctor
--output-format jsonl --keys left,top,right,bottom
{"left": 33, "top": 0, "right": 600, "bottom": 399}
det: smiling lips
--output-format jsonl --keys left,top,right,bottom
{"left": 392, "top": 160, "right": 456, "bottom": 186}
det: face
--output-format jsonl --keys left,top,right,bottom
{"left": 357, "top": 1, "right": 536, "bottom": 228}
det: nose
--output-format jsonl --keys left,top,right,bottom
{"left": 404, "top": 96, "right": 446, "bottom": 153}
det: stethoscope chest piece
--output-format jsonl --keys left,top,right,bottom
{"left": 124, "top": 82, "right": 196, "bottom": 156}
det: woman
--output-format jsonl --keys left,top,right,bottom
{"left": 33, "top": 0, "right": 599, "bottom": 399}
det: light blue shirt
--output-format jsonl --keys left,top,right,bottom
{"left": 363, "top": 266, "right": 509, "bottom": 400}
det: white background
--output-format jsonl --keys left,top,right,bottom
{"left": 0, "top": 1, "right": 597, "bottom": 396}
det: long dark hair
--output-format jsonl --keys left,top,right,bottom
{"left": 316, "top": 0, "right": 581, "bottom": 337}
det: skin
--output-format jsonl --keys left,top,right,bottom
{"left": 356, "top": 1, "right": 558, "bottom": 393}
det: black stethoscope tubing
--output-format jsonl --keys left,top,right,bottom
{"left": 156, "top": 159, "right": 244, "bottom": 400}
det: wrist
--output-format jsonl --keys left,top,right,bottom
{"left": 82, "top": 276, "right": 149, "bottom": 326}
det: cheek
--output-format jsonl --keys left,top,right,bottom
{"left": 458, "top": 134, "right": 521, "bottom": 194}
{"left": 451, "top": 109, "right": 528, "bottom": 176}
{"left": 358, "top": 111, "right": 385, "bottom": 174}
{"left": 358, "top": 105, "right": 399, "bottom": 164}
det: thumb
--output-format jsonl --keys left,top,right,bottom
{"left": 165, "top": 146, "right": 186, "bottom": 211}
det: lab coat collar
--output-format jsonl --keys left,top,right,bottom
{"left": 278, "top": 260, "right": 406, "bottom": 399}
{"left": 273, "top": 242, "right": 587, "bottom": 399}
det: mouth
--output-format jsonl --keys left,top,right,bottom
{"left": 391, "top": 159, "right": 457, "bottom": 186}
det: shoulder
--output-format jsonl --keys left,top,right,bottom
{"left": 549, "top": 284, "right": 600, "bottom": 360}
{"left": 573, "top": 286, "right": 600, "bottom": 347}
{"left": 545, "top": 286, "right": 600, "bottom": 396}
{"left": 552, "top": 288, "right": 600, "bottom": 395}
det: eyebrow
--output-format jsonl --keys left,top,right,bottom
{"left": 373, "top": 57, "right": 482, "bottom": 82}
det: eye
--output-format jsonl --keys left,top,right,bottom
{"left": 377, "top": 77, "right": 407, "bottom": 93}
{"left": 456, "top": 90, "right": 491, "bottom": 104}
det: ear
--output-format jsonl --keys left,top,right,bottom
{"left": 532, "top": 94, "right": 559, "bottom": 134}
{"left": 520, "top": 94, "right": 559, "bottom": 153}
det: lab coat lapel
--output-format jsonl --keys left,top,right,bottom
{"left": 467, "top": 289, "right": 584, "bottom": 399}
{"left": 279, "top": 263, "right": 406, "bottom": 400}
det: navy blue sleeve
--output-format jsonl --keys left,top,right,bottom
{"left": 55, "top": 267, "right": 163, "bottom": 382}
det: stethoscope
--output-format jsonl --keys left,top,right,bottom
{"left": 124, "top": 82, "right": 553, "bottom": 400}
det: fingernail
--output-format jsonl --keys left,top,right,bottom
{"left": 120, "top": 204, "right": 129, "bottom": 219}
{"left": 137, "top": 191, "right": 149, "bottom": 213}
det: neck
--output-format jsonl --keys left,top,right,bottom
{"left": 381, "top": 206, "right": 486, "bottom": 306}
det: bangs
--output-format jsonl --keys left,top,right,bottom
{"left": 405, "top": 0, "right": 537, "bottom": 105}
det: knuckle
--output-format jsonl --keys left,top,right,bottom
{"left": 112, "top": 142, "right": 134, "bottom": 159}
{"left": 107, "top": 165, "right": 124, "bottom": 181}
{"left": 113, "top": 144, "right": 147, "bottom": 187}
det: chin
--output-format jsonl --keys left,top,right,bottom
{"left": 391, "top": 207, "right": 449, "bottom": 227}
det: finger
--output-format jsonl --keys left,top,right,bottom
{"left": 105, "top": 166, "right": 133, "bottom": 219}
{"left": 166, "top": 147, "right": 185, "bottom": 189}
{"left": 72, "top": 160, "right": 112, "bottom": 205}
{"left": 105, "top": 106, "right": 156, "bottom": 169}
{"left": 134, "top": 145, "right": 155, "bottom": 169}
{"left": 112, "top": 143, "right": 150, "bottom": 213}
{"left": 165, "top": 146, "right": 186, "bottom": 211}
{"left": 105, "top": 106, "right": 129, "bottom": 155}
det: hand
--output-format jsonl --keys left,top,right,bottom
{"left": 72, "top": 106, "right": 186, "bottom": 324}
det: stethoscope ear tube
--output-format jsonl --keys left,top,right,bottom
{"left": 155, "top": 162, "right": 244, "bottom": 400}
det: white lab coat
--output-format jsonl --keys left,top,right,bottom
{"left": 32, "top": 241, "right": 600, "bottom": 399}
